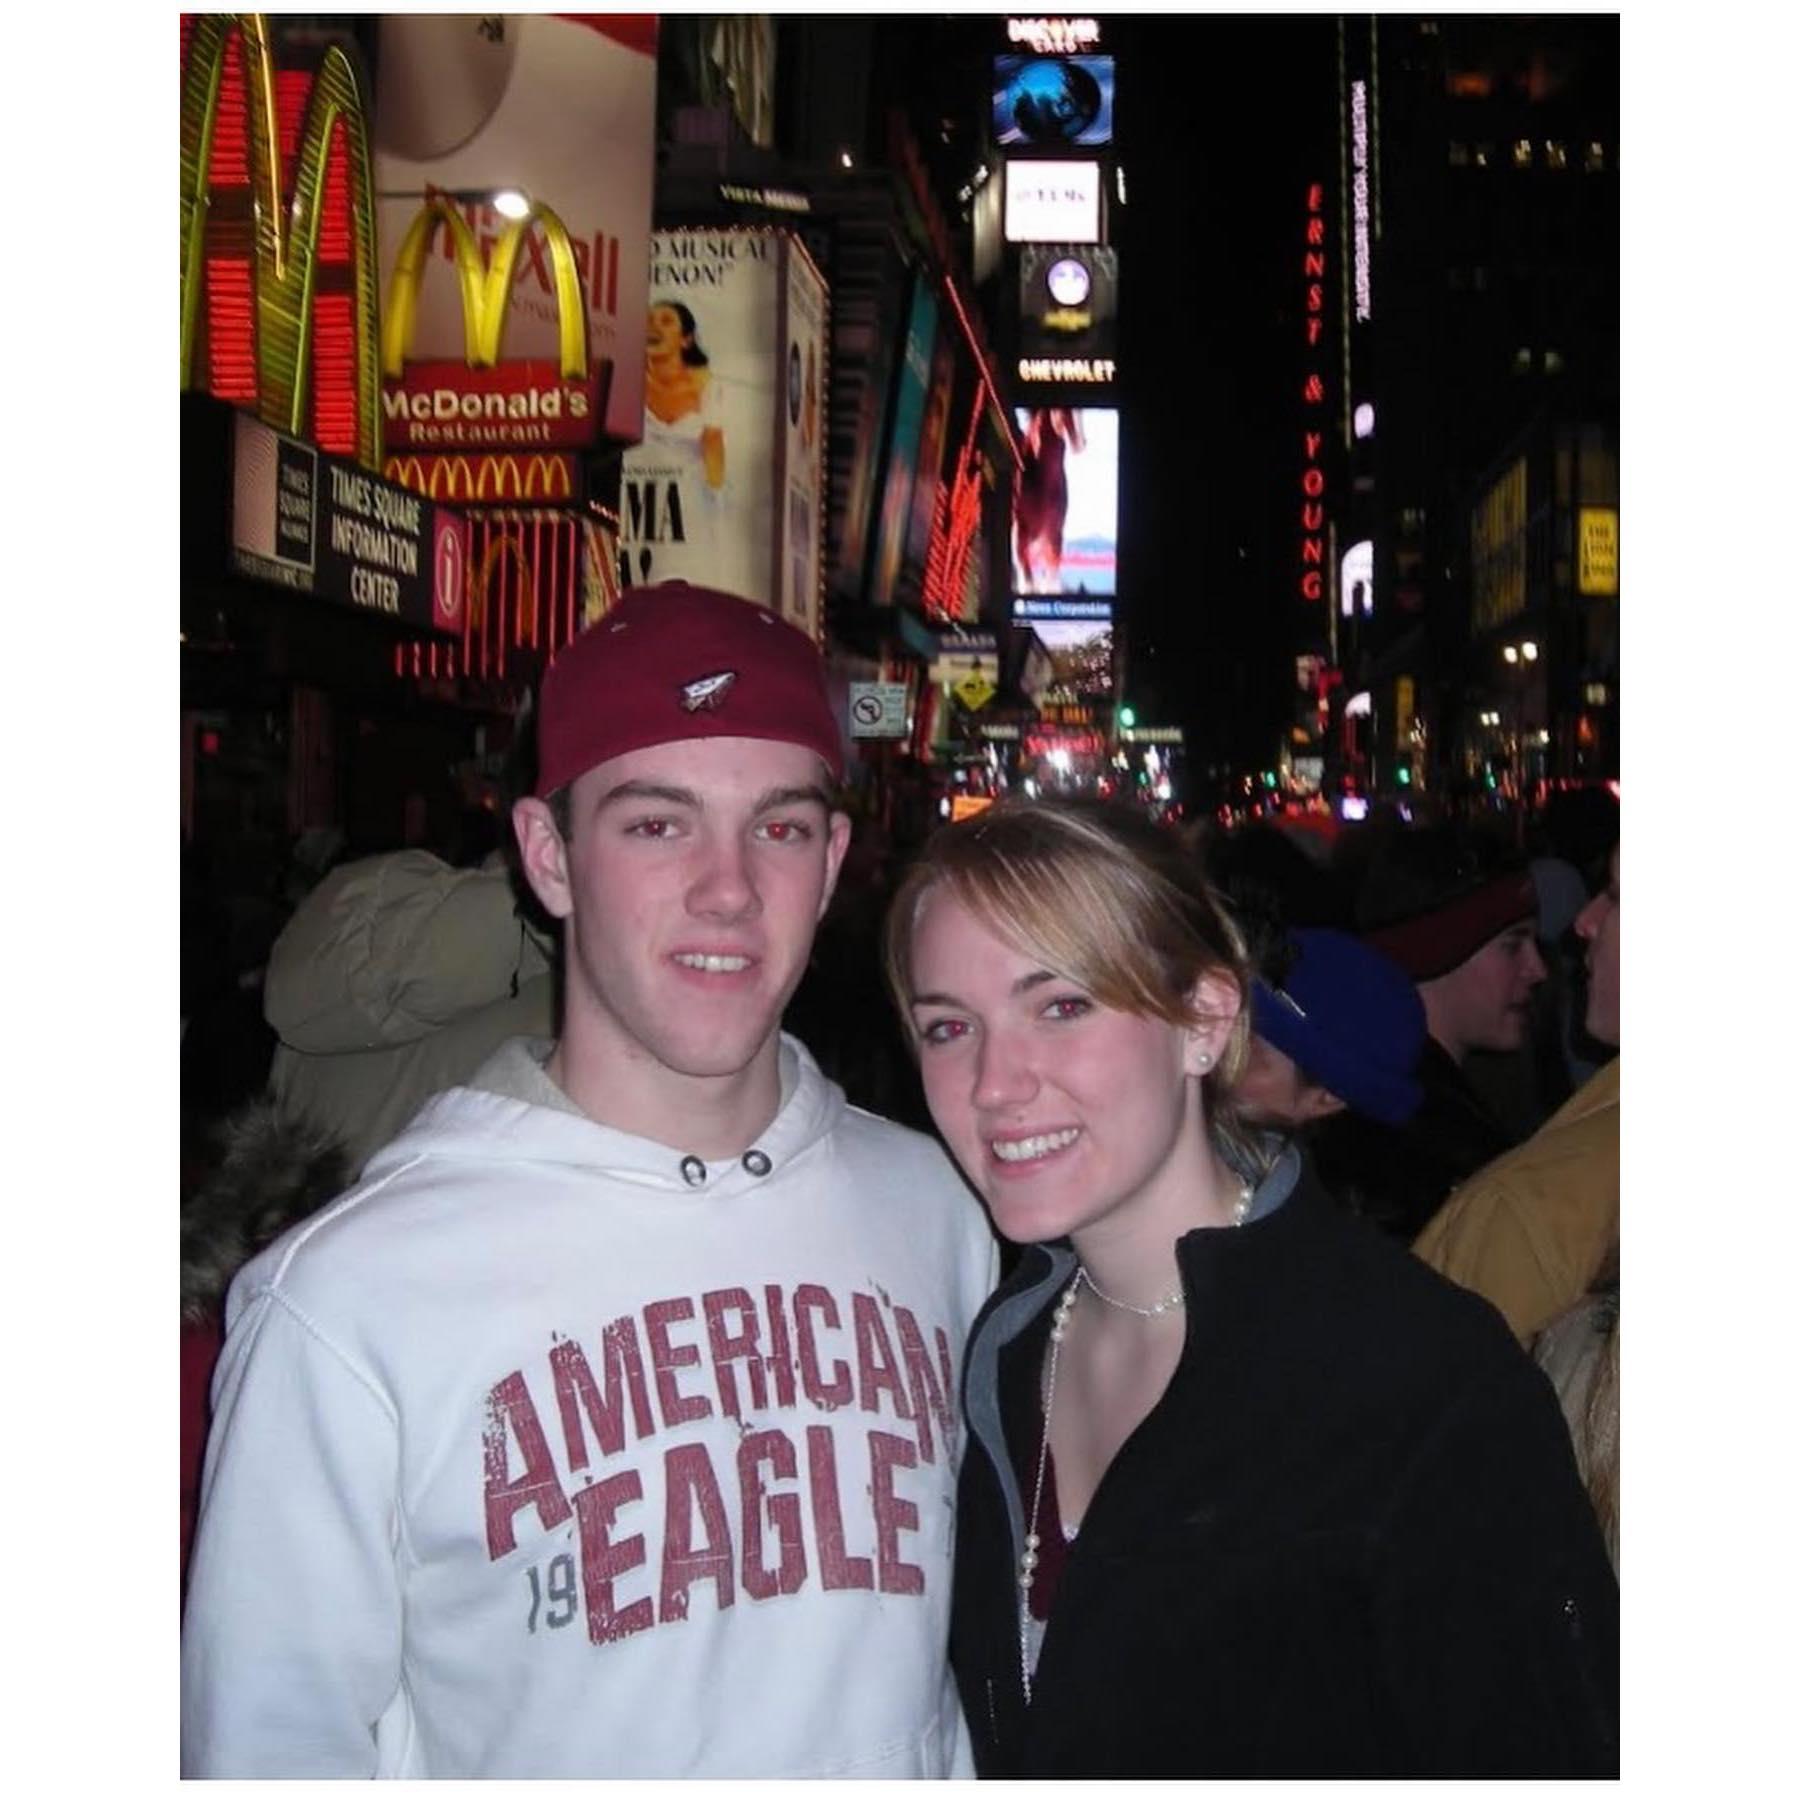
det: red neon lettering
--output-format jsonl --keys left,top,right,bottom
{"left": 1302, "top": 502, "right": 1324, "bottom": 530}
{"left": 1302, "top": 539, "right": 1324, "bottom": 564}
{"left": 1306, "top": 317, "right": 1325, "bottom": 346}
{"left": 1304, "top": 431, "right": 1323, "bottom": 459}
{"left": 1303, "top": 468, "right": 1326, "bottom": 497}
{"left": 1307, "top": 283, "right": 1324, "bottom": 313}
{"left": 1303, "top": 374, "right": 1325, "bottom": 404}
{"left": 1303, "top": 251, "right": 1325, "bottom": 278}
{"left": 1307, "top": 183, "right": 1325, "bottom": 211}
{"left": 1307, "top": 216, "right": 1326, "bottom": 245}
{"left": 1301, "top": 571, "right": 1324, "bottom": 600}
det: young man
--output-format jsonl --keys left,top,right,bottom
{"left": 182, "top": 584, "right": 998, "bottom": 1778}
{"left": 1415, "top": 843, "right": 1620, "bottom": 1343}
{"left": 1310, "top": 829, "right": 1549, "bottom": 1240}
{"left": 1233, "top": 928, "right": 1427, "bottom": 1136}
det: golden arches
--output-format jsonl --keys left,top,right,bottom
{"left": 179, "top": 13, "right": 384, "bottom": 468}
{"left": 380, "top": 197, "right": 589, "bottom": 382}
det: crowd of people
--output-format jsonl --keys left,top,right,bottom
{"left": 180, "top": 582, "right": 1620, "bottom": 1777}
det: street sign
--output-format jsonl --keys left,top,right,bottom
{"left": 848, "top": 681, "right": 909, "bottom": 739}
{"left": 954, "top": 670, "right": 998, "bottom": 711}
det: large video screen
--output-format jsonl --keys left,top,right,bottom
{"left": 1013, "top": 609, "right": 1115, "bottom": 700}
{"left": 1004, "top": 160, "right": 1102, "bottom": 244}
{"left": 1011, "top": 407, "right": 1117, "bottom": 596}
{"left": 993, "top": 55, "right": 1115, "bottom": 146}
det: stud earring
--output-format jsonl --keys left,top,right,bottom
{"left": 1196, "top": 1050, "right": 1212, "bottom": 1070}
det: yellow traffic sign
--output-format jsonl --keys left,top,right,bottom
{"left": 954, "top": 670, "right": 997, "bottom": 711}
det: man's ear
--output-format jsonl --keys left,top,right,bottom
{"left": 1181, "top": 968, "right": 1242, "bottom": 1078}
{"left": 1300, "top": 1086, "right": 1348, "bottom": 1124}
{"left": 816, "top": 810, "right": 854, "bottom": 922}
{"left": 512, "top": 798, "right": 575, "bottom": 921}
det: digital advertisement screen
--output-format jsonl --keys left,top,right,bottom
{"left": 1014, "top": 609, "right": 1115, "bottom": 700}
{"left": 1019, "top": 243, "right": 1118, "bottom": 363}
{"left": 993, "top": 55, "right": 1115, "bottom": 146}
{"left": 1011, "top": 407, "right": 1117, "bottom": 596}
{"left": 1004, "top": 160, "right": 1102, "bottom": 243}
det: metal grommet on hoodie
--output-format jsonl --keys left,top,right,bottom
{"left": 679, "top": 1155, "right": 706, "bottom": 1188}
{"left": 742, "top": 1149, "right": 772, "bottom": 1177}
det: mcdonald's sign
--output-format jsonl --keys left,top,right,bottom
{"left": 381, "top": 195, "right": 603, "bottom": 452}
{"left": 180, "top": 14, "right": 383, "bottom": 470}
{"left": 384, "top": 452, "right": 580, "bottom": 506}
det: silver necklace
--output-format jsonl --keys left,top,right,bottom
{"left": 1076, "top": 1183, "right": 1253, "bottom": 1317}
{"left": 1015, "top": 1180, "right": 1254, "bottom": 1705}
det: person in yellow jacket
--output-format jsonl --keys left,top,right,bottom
{"left": 1415, "top": 843, "right": 1619, "bottom": 1345}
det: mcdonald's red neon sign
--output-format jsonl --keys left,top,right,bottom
{"left": 180, "top": 14, "right": 383, "bottom": 469}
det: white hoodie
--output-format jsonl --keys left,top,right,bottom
{"left": 182, "top": 1038, "right": 997, "bottom": 1778}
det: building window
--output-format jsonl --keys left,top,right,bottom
{"left": 1584, "top": 140, "right": 1606, "bottom": 172}
{"left": 1512, "top": 346, "right": 1533, "bottom": 375}
{"left": 1544, "top": 348, "right": 1565, "bottom": 375}
{"left": 1473, "top": 142, "right": 1492, "bottom": 167}
{"left": 1449, "top": 140, "right": 1469, "bottom": 166}
{"left": 1545, "top": 140, "right": 1568, "bottom": 170}
{"left": 1512, "top": 138, "right": 1533, "bottom": 167}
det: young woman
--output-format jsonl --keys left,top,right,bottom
{"left": 884, "top": 799, "right": 1617, "bottom": 1777}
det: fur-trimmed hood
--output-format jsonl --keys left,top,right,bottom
{"left": 181, "top": 1099, "right": 350, "bottom": 1322}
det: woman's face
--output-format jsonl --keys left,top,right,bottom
{"left": 905, "top": 887, "right": 1217, "bottom": 1245}
{"left": 647, "top": 304, "right": 688, "bottom": 357}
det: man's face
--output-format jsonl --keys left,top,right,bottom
{"left": 515, "top": 735, "right": 850, "bottom": 1087}
{"left": 1426, "top": 917, "right": 1549, "bottom": 1055}
{"left": 1574, "top": 846, "right": 1620, "bottom": 1046}
{"left": 1233, "top": 1035, "right": 1345, "bottom": 1130}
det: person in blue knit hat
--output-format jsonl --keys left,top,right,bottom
{"left": 1235, "top": 928, "right": 1427, "bottom": 1133}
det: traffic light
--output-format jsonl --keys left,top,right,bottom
{"left": 1118, "top": 704, "right": 1137, "bottom": 729}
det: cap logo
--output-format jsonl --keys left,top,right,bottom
{"left": 681, "top": 671, "right": 737, "bottom": 712}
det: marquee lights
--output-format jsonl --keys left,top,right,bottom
{"left": 1007, "top": 17, "right": 1101, "bottom": 54}
{"left": 1018, "top": 356, "right": 1116, "bottom": 383}
{"left": 1298, "top": 180, "right": 1329, "bottom": 602}
{"left": 1350, "top": 81, "right": 1372, "bottom": 323}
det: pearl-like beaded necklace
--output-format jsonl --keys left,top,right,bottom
{"left": 1015, "top": 1181, "right": 1253, "bottom": 1705}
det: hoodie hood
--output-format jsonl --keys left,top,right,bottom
{"left": 361, "top": 1031, "right": 846, "bottom": 1203}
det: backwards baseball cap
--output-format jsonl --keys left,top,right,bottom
{"left": 535, "top": 583, "right": 844, "bottom": 798}
{"left": 1360, "top": 871, "right": 1537, "bottom": 983}
{"left": 1251, "top": 929, "right": 1427, "bottom": 1127}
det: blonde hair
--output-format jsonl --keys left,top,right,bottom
{"left": 884, "top": 798, "right": 1262, "bottom": 1166}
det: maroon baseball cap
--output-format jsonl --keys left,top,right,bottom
{"left": 535, "top": 583, "right": 844, "bottom": 798}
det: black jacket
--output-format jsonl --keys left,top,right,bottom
{"left": 952, "top": 1156, "right": 1619, "bottom": 1777}
{"left": 1313, "top": 1037, "right": 1519, "bottom": 1240}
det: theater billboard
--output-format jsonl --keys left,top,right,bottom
{"left": 618, "top": 230, "right": 828, "bottom": 640}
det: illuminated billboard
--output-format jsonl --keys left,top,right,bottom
{"left": 1014, "top": 609, "right": 1115, "bottom": 700}
{"left": 993, "top": 55, "right": 1115, "bottom": 146}
{"left": 868, "top": 273, "right": 941, "bottom": 608}
{"left": 1004, "top": 161, "right": 1102, "bottom": 244}
{"left": 618, "top": 230, "right": 828, "bottom": 637}
{"left": 373, "top": 14, "right": 657, "bottom": 447}
{"left": 1012, "top": 407, "right": 1117, "bottom": 596}
{"left": 1019, "top": 243, "right": 1118, "bottom": 372}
